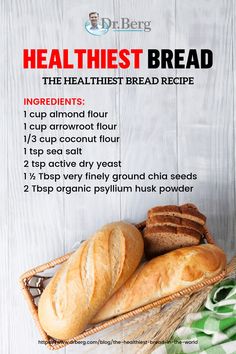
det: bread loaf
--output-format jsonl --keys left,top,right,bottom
{"left": 144, "top": 204, "right": 205, "bottom": 258}
{"left": 38, "top": 222, "right": 144, "bottom": 340}
{"left": 92, "top": 244, "right": 226, "bottom": 324}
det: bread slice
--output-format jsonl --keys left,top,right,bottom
{"left": 147, "top": 215, "right": 205, "bottom": 235}
{"left": 144, "top": 225, "right": 201, "bottom": 258}
{"left": 148, "top": 205, "right": 206, "bottom": 225}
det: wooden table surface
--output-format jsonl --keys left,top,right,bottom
{"left": 1, "top": 0, "right": 235, "bottom": 353}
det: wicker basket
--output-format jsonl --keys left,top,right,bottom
{"left": 19, "top": 221, "right": 226, "bottom": 351}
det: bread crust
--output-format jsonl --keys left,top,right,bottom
{"left": 144, "top": 225, "right": 202, "bottom": 239}
{"left": 146, "top": 215, "right": 205, "bottom": 234}
{"left": 92, "top": 244, "right": 226, "bottom": 324}
{"left": 148, "top": 205, "right": 206, "bottom": 225}
{"left": 38, "top": 222, "right": 144, "bottom": 340}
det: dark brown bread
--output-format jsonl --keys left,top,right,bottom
{"left": 144, "top": 225, "right": 201, "bottom": 258}
{"left": 181, "top": 203, "right": 199, "bottom": 209}
{"left": 148, "top": 205, "right": 206, "bottom": 225}
{"left": 147, "top": 215, "right": 205, "bottom": 235}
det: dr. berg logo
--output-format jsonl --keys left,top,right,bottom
{"left": 85, "top": 11, "right": 151, "bottom": 36}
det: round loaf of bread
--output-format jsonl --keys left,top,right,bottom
{"left": 38, "top": 222, "right": 144, "bottom": 340}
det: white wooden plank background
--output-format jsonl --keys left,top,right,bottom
{"left": 0, "top": 1, "right": 235, "bottom": 353}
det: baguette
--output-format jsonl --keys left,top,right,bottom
{"left": 38, "top": 222, "right": 144, "bottom": 340}
{"left": 92, "top": 244, "right": 226, "bottom": 324}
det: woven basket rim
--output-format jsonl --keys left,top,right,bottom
{"left": 19, "top": 219, "right": 224, "bottom": 351}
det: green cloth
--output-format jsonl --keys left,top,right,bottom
{"left": 154, "top": 279, "right": 236, "bottom": 354}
